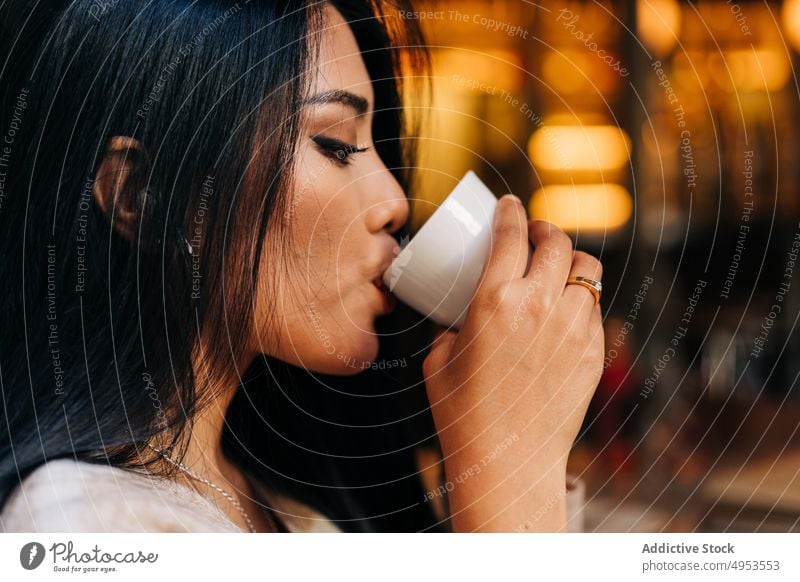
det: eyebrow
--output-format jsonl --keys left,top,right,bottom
{"left": 301, "top": 89, "right": 370, "bottom": 116}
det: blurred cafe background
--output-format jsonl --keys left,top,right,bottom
{"left": 401, "top": 0, "right": 800, "bottom": 531}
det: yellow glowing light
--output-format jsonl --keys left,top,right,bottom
{"left": 541, "top": 50, "right": 619, "bottom": 95}
{"left": 782, "top": 0, "right": 800, "bottom": 53}
{"left": 637, "top": 0, "right": 681, "bottom": 58}
{"left": 529, "top": 184, "right": 633, "bottom": 232}
{"left": 709, "top": 49, "right": 791, "bottom": 93}
{"left": 528, "top": 125, "right": 632, "bottom": 171}
{"left": 436, "top": 48, "right": 523, "bottom": 93}
{"left": 541, "top": 50, "right": 588, "bottom": 95}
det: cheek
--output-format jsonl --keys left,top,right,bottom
{"left": 290, "top": 178, "right": 365, "bottom": 305}
{"left": 249, "top": 164, "right": 380, "bottom": 374}
{"left": 269, "top": 293, "right": 380, "bottom": 375}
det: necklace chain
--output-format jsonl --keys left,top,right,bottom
{"left": 146, "top": 442, "right": 272, "bottom": 533}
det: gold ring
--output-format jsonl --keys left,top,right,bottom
{"left": 566, "top": 276, "right": 602, "bottom": 305}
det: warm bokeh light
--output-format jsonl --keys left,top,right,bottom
{"left": 541, "top": 49, "right": 621, "bottom": 96}
{"left": 637, "top": 0, "right": 681, "bottom": 58}
{"left": 528, "top": 125, "right": 632, "bottom": 172}
{"left": 782, "top": 0, "right": 800, "bottom": 52}
{"left": 709, "top": 48, "right": 792, "bottom": 93}
{"left": 434, "top": 48, "right": 523, "bottom": 93}
{"left": 529, "top": 183, "right": 633, "bottom": 232}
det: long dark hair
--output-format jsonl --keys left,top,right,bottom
{"left": 0, "top": 0, "right": 439, "bottom": 532}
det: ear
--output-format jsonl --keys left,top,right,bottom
{"left": 92, "top": 136, "right": 147, "bottom": 241}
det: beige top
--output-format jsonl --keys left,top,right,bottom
{"left": 0, "top": 458, "right": 587, "bottom": 533}
{"left": 0, "top": 458, "right": 341, "bottom": 533}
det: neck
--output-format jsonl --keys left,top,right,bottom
{"left": 180, "top": 387, "right": 244, "bottom": 492}
{"left": 152, "top": 352, "right": 269, "bottom": 531}
{"left": 180, "top": 351, "right": 258, "bottom": 488}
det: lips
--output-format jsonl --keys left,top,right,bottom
{"left": 369, "top": 239, "right": 402, "bottom": 314}
{"left": 372, "top": 277, "right": 396, "bottom": 314}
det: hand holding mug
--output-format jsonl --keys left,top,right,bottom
{"left": 422, "top": 195, "right": 604, "bottom": 532}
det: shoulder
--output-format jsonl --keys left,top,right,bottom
{"left": 0, "top": 458, "right": 243, "bottom": 533}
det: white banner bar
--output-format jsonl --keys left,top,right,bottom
{"left": 1, "top": 533, "right": 798, "bottom": 581}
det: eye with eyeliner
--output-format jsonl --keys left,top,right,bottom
{"left": 310, "top": 134, "right": 370, "bottom": 166}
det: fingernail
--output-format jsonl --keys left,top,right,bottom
{"left": 500, "top": 193, "right": 522, "bottom": 205}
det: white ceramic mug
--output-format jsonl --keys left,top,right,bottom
{"left": 383, "top": 171, "right": 530, "bottom": 329}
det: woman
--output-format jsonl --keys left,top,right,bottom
{"left": 0, "top": 0, "right": 603, "bottom": 533}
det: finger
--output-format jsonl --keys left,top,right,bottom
{"left": 432, "top": 325, "right": 457, "bottom": 350}
{"left": 475, "top": 194, "right": 529, "bottom": 292}
{"left": 589, "top": 302, "right": 603, "bottom": 337}
{"left": 524, "top": 220, "right": 574, "bottom": 304}
{"left": 563, "top": 250, "right": 603, "bottom": 318}
{"left": 424, "top": 326, "right": 458, "bottom": 382}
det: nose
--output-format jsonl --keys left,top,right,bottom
{"left": 365, "top": 166, "right": 409, "bottom": 235}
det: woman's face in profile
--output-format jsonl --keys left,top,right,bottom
{"left": 254, "top": 5, "right": 409, "bottom": 375}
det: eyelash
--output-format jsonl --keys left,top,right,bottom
{"left": 310, "top": 135, "right": 370, "bottom": 166}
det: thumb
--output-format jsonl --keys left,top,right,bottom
{"left": 431, "top": 325, "right": 457, "bottom": 352}
{"left": 424, "top": 325, "right": 458, "bottom": 380}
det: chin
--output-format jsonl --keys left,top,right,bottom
{"left": 325, "top": 332, "right": 380, "bottom": 376}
